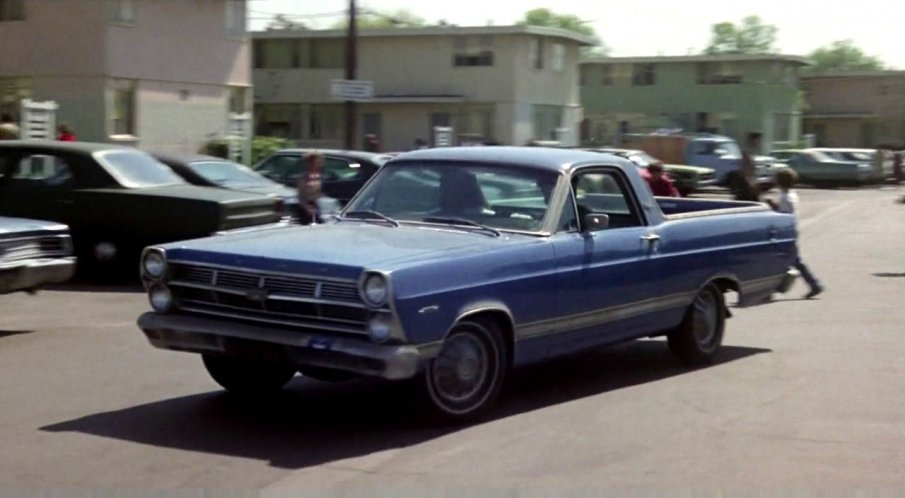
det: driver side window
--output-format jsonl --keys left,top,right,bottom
{"left": 571, "top": 169, "right": 643, "bottom": 229}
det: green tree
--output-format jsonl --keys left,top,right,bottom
{"left": 517, "top": 8, "right": 608, "bottom": 54}
{"left": 331, "top": 8, "right": 427, "bottom": 29}
{"left": 806, "top": 40, "right": 885, "bottom": 73}
{"left": 704, "top": 16, "right": 777, "bottom": 55}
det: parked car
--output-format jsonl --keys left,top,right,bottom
{"left": 0, "top": 216, "right": 75, "bottom": 294}
{"left": 0, "top": 141, "right": 282, "bottom": 275}
{"left": 623, "top": 133, "right": 775, "bottom": 190}
{"left": 813, "top": 148, "right": 890, "bottom": 182}
{"left": 137, "top": 147, "right": 797, "bottom": 420}
{"left": 778, "top": 149, "right": 883, "bottom": 187}
{"left": 586, "top": 148, "right": 717, "bottom": 196}
{"left": 153, "top": 153, "right": 298, "bottom": 219}
{"left": 252, "top": 149, "right": 390, "bottom": 205}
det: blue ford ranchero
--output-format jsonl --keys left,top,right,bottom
{"left": 137, "top": 147, "right": 797, "bottom": 420}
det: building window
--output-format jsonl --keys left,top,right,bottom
{"left": 254, "top": 104, "right": 299, "bottom": 138}
{"left": 0, "top": 0, "right": 24, "bottom": 21}
{"left": 109, "top": 0, "right": 134, "bottom": 24}
{"left": 109, "top": 79, "right": 136, "bottom": 136}
{"left": 532, "top": 105, "right": 564, "bottom": 141}
{"left": 530, "top": 38, "right": 545, "bottom": 70}
{"left": 309, "top": 39, "right": 344, "bottom": 69}
{"left": 225, "top": 0, "right": 246, "bottom": 36}
{"left": 457, "top": 105, "right": 495, "bottom": 143}
{"left": 631, "top": 64, "right": 656, "bottom": 86}
{"left": 308, "top": 104, "right": 342, "bottom": 140}
{"left": 601, "top": 65, "right": 613, "bottom": 86}
{"left": 552, "top": 43, "right": 565, "bottom": 72}
{"left": 255, "top": 39, "right": 293, "bottom": 69}
{"left": 697, "top": 62, "right": 743, "bottom": 85}
{"left": 229, "top": 87, "right": 248, "bottom": 114}
{"left": 453, "top": 36, "right": 494, "bottom": 67}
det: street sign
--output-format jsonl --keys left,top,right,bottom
{"left": 330, "top": 80, "right": 373, "bottom": 101}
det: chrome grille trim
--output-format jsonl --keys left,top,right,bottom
{"left": 0, "top": 235, "right": 71, "bottom": 264}
{"left": 167, "top": 262, "right": 369, "bottom": 333}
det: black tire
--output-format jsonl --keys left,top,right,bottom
{"left": 298, "top": 366, "right": 359, "bottom": 382}
{"left": 422, "top": 318, "right": 507, "bottom": 422}
{"left": 202, "top": 354, "right": 296, "bottom": 395}
{"left": 668, "top": 283, "right": 726, "bottom": 365}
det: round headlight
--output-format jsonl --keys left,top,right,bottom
{"left": 149, "top": 284, "right": 173, "bottom": 313}
{"left": 362, "top": 273, "right": 388, "bottom": 307}
{"left": 143, "top": 251, "right": 166, "bottom": 279}
{"left": 368, "top": 313, "right": 392, "bottom": 343}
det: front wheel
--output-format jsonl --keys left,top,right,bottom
{"left": 668, "top": 283, "right": 726, "bottom": 365}
{"left": 423, "top": 318, "right": 507, "bottom": 421}
{"left": 202, "top": 354, "right": 296, "bottom": 395}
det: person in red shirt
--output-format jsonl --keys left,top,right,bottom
{"left": 642, "top": 161, "right": 679, "bottom": 197}
{"left": 57, "top": 123, "right": 76, "bottom": 141}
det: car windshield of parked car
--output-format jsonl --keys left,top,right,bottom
{"left": 190, "top": 160, "right": 271, "bottom": 187}
{"left": 95, "top": 150, "right": 186, "bottom": 188}
{"left": 345, "top": 163, "right": 559, "bottom": 233}
{"left": 841, "top": 151, "right": 874, "bottom": 162}
{"left": 809, "top": 150, "right": 834, "bottom": 162}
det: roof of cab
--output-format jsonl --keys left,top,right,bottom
{"left": 388, "top": 146, "right": 625, "bottom": 173}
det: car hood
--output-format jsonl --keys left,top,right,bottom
{"left": 0, "top": 216, "right": 69, "bottom": 237}
{"left": 161, "top": 222, "right": 538, "bottom": 280}
{"left": 86, "top": 185, "right": 276, "bottom": 205}
{"left": 225, "top": 183, "right": 297, "bottom": 200}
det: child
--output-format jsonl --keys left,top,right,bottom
{"left": 767, "top": 169, "right": 824, "bottom": 299}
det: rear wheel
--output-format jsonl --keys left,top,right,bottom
{"left": 423, "top": 318, "right": 507, "bottom": 421}
{"left": 202, "top": 354, "right": 296, "bottom": 395}
{"left": 668, "top": 283, "right": 726, "bottom": 365}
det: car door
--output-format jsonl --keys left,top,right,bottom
{"left": 544, "top": 167, "right": 663, "bottom": 354}
{"left": 0, "top": 152, "right": 77, "bottom": 224}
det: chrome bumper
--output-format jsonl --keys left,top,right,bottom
{"left": 0, "top": 257, "right": 76, "bottom": 295}
{"left": 137, "top": 312, "right": 441, "bottom": 380}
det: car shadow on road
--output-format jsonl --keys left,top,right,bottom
{"left": 44, "top": 282, "right": 144, "bottom": 294}
{"left": 40, "top": 340, "right": 770, "bottom": 470}
{"left": 873, "top": 272, "right": 905, "bottom": 278}
{"left": 0, "top": 329, "right": 34, "bottom": 339}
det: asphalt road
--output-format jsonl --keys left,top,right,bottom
{"left": 1, "top": 186, "right": 904, "bottom": 493}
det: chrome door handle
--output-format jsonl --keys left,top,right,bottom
{"left": 641, "top": 234, "right": 661, "bottom": 243}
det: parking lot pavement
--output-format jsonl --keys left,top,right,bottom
{"left": 1, "top": 187, "right": 903, "bottom": 491}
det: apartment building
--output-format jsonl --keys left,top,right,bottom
{"left": 0, "top": 0, "right": 251, "bottom": 153}
{"left": 802, "top": 71, "right": 905, "bottom": 149}
{"left": 251, "top": 25, "right": 594, "bottom": 151}
{"left": 580, "top": 54, "right": 809, "bottom": 150}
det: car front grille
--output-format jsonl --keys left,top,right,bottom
{"left": 167, "top": 262, "right": 369, "bottom": 335}
{"left": 0, "top": 235, "right": 71, "bottom": 266}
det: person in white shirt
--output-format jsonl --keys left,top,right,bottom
{"left": 767, "top": 168, "right": 824, "bottom": 299}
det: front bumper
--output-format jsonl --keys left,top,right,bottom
{"left": 137, "top": 312, "right": 441, "bottom": 380}
{"left": 0, "top": 257, "right": 76, "bottom": 295}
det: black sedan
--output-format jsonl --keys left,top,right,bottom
{"left": 252, "top": 149, "right": 390, "bottom": 205}
{"left": 0, "top": 141, "right": 281, "bottom": 276}
{"left": 153, "top": 153, "right": 298, "bottom": 219}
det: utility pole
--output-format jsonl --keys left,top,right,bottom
{"left": 344, "top": 0, "right": 357, "bottom": 150}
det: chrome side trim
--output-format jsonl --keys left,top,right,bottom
{"left": 516, "top": 291, "right": 695, "bottom": 340}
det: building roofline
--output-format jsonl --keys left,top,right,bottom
{"left": 580, "top": 54, "right": 811, "bottom": 66}
{"left": 251, "top": 25, "right": 597, "bottom": 46}
{"left": 802, "top": 70, "right": 905, "bottom": 79}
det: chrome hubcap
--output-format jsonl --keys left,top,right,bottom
{"left": 692, "top": 292, "right": 719, "bottom": 345}
{"left": 432, "top": 333, "right": 489, "bottom": 403}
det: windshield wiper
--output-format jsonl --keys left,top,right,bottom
{"left": 341, "top": 210, "right": 399, "bottom": 227}
{"left": 420, "top": 216, "right": 501, "bottom": 237}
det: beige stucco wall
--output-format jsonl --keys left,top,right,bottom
{"left": 0, "top": 1, "right": 106, "bottom": 77}
{"left": 804, "top": 73, "right": 905, "bottom": 147}
{"left": 134, "top": 80, "right": 234, "bottom": 154}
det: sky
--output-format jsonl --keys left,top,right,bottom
{"left": 249, "top": 0, "right": 905, "bottom": 68}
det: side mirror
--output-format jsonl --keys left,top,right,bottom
{"left": 583, "top": 213, "right": 609, "bottom": 233}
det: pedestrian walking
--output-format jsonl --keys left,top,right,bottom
{"left": 0, "top": 113, "right": 19, "bottom": 140}
{"left": 296, "top": 152, "right": 340, "bottom": 225}
{"left": 766, "top": 168, "right": 824, "bottom": 299}
{"left": 57, "top": 123, "right": 76, "bottom": 142}
{"left": 642, "top": 161, "right": 680, "bottom": 197}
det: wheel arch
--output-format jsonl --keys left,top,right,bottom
{"left": 451, "top": 304, "right": 516, "bottom": 368}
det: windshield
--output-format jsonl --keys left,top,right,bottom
{"left": 841, "top": 151, "right": 874, "bottom": 161}
{"left": 94, "top": 150, "right": 185, "bottom": 188}
{"left": 190, "top": 160, "right": 272, "bottom": 187}
{"left": 345, "top": 163, "right": 559, "bottom": 233}
{"left": 809, "top": 150, "right": 834, "bottom": 162}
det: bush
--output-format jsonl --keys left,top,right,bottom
{"left": 252, "top": 136, "right": 292, "bottom": 165}
{"left": 201, "top": 138, "right": 231, "bottom": 159}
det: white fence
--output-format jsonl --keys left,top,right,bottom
{"left": 227, "top": 112, "right": 251, "bottom": 164}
